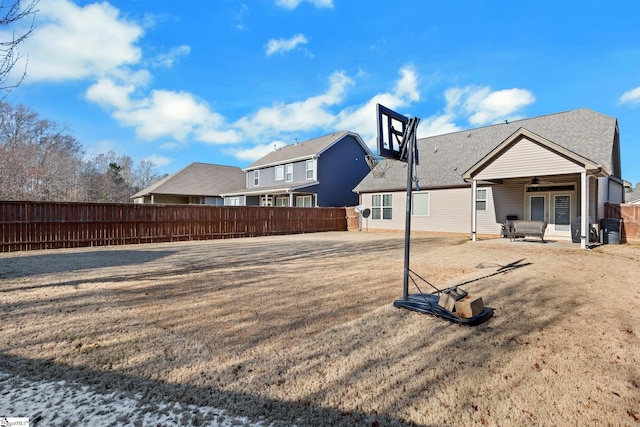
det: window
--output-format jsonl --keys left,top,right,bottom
{"left": 275, "top": 165, "right": 284, "bottom": 181}
{"left": 306, "top": 159, "right": 314, "bottom": 180}
{"left": 253, "top": 170, "right": 259, "bottom": 186}
{"left": 285, "top": 164, "right": 293, "bottom": 182}
{"left": 476, "top": 189, "right": 487, "bottom": 211}
{"left": 227, "top": 197, "right": 240, "bottom": 206}
{"left": 372, "top": 193, "right": 393, "bottom": 220}
{"left": 296, "top": 195, "right": 312, "bottom": 207}
{"left": 412, "top": 192, "right": 430, "bottom": 216}
{"left": 276, "top": 197, "right": 290, "bottom": 207}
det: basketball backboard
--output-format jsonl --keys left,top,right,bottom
{"left": 376, "top": 103, "right": 409, "bottom": 161}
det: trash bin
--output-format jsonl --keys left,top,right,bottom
{"left": 600, "top": 218, "right": 621, "bottom": 244}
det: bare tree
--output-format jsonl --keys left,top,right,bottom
{"left": 133, "top": 159, "right": 159, "bottom": 193}
{"left": 83, "top": 151, "right": 138, "bottom": 202}
{"left": 0, "top": 0, "right": 39, "bottom": 94}
{"left": 0, "top": 102, "right": 85, "bottom": 201}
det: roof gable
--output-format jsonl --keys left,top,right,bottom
{"left": 464, "top": 128, "right": 601, "bottom": 180}
{"left": 245, "top": 131, "right": 370, "bottom": 170}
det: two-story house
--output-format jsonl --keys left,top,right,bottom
{"left": 222, "top": 131, "right": 372, "bottom": 207}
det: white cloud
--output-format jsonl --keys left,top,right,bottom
{"left": 235, "top": 70, "right": 353, "bottom": 139}
{"left": 234, "top": 4, "right": 250, "bottom": 30}
{"left": 152, "top": 45, "right": 191, "bottom": 68}
{"left": 275, "top": 0, "right": 334, "bottom": 10}
{"left": 20, "top": 0, "right": 143, "bottom": 82}
{"left": 230, "top": 141, "right": 288, "bottom": 162}
{"left": 445, "top": 86, "right": 535, "bottom": 126}
{"left": 336, "top": 66, "right": 421, "bottom": 149}
{"left": 112, "top": 90, "right": 231, "bottom": 143}
{"left": 417, "top": 114, "right": 461, "bottom": 138}
{"left": 142, "top": 154, "right": 172, "bottom": 168}
{"left": 86, "top": 79, "right": 135, "bottom": 110}
{"left": 265, "top": 34, "right": 309, "bottom": 56}
{"left": 394, "top": 66, "right": 420, "bottom": 102}
{"left": 618, "top": 86, "right": 640, "bottom": 105}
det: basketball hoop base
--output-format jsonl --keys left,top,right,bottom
{"left": 393, "top": 293, "right": 493, "bottom": 326}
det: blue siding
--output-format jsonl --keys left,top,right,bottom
{"left": 315, "top": 135, "right": 371, "bottom": 206}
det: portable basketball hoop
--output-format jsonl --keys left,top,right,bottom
{"left": 375, "top": 103, "right": 493, "bottom": 325}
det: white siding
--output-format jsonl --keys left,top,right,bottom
{"left": 475, "top": 138, "right": 584, "bottom": 180}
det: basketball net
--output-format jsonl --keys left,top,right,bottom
{"left": 365, "top": 154, "right": 391, "bottom": 178}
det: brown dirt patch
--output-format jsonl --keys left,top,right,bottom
{"left": 1, "top": 232, "right": 639, "bottom": 426}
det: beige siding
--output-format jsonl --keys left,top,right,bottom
{"left": 590, "top": 177, "right": 598, "bottom": 220}
{"left": 493, "top": 181, "right": 526, "bottom": 222}
{"left": 608, "top": 179, "right": 624, "bottom": 204}
{"left": 597, "top": 177, "right": 608, "bottom": 219}
{"left": 360, "top": 175, "right": 601, "bottom": 237}
{"left": 475, "top": 138, "right": 584, "bottom": 180}
{"left": 363, "top": 187, "right": 503, "bottom": 235}
{"left": 412, "top": 188, "right": 472, "bottom": 233}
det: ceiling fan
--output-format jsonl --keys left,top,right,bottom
{"left": 530, "top": 176, "right": 553, "bottom": 186}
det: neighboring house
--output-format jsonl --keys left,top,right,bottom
{"left": 222, "top": 131, "right": 372, "bottom": 207}
{"left": 626, "top": 186, "right": 640, "bottom": 204}
{"left": 354, "top": 108, "right": 625, "bottom": 248}
{"left": 132, "top": 162, "right": 245, "bottom": 205}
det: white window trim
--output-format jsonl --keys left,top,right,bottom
{"left": 275, "top": 165, "right": 284, "bottom": 181}
{"left": 476, "top": 188, "right": 487, "bottom": 211}
{"left": 412, "top": 192, "right": 430, "bottom": 216}
{"left": 276, "top": 196, "right": 289, "bottom": 207}
{"left": 253, "top": 170, "right": 260, "bottom": 186}
{"left": 285, "top": 164, "right": 293, "bottom": 182}
{"left": 372, "top": 193, "right": 393, "bottom": 220}
{"left": 306, "top": 159, "right": 315, "bottom": 180}
{"left": 296, "top": 195, "right": 312, "bottom": 207}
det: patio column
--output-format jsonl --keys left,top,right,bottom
{"left": 580, "top": 171, "right": 588, "bottom": 249}
{"left": 471, "top": 179, "right": 477, "bottom": 241}
{"left": 289, "top": 192, "right": 294, "bottom": 206}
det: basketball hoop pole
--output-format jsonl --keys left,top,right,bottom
{"left": 402, "top": 117, "right": 420, "bottom": 300}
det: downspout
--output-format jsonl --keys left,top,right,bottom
{"left": 471, "top": 179, "right": 478, "bottom": 241}
{"left": 580, "top": 171, "right": 588, "bottom": 249}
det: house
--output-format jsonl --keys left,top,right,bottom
{"left": 222, "top": 131, "right": 372, "bottom": 207}
{"left": 353, "top": 108, "right": 625, "bottom": 248}
{"left": 132, "top": 162, "right": 245, "bottom": 205}
{"left": 626, "top": 186, "right": 640, "bottom": 204}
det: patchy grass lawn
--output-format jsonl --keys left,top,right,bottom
{"left": 1, "top": 232, "right": 639, "bottom": 426}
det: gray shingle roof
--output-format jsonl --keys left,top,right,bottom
{"left": 245, "top": 131, "right": 359, "bottom": 170}
{"left": 626, "top": 187, "right": 640, "bottom": 203}
{"left": 132, "top": 162, "right": 245, "bottom": 198}
{"left": 354, "top": 108, "right": 617, "bottom": 193}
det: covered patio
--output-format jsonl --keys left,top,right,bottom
{"left": 464, "top": 128, "right": 606, "bottom": 249}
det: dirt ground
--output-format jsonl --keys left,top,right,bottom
{"left": 1, "top": 231, "right": 639, "bottom": 426}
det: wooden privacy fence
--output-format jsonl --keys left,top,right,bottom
{"left": 604, "top": 203, "right": 640, "bottom": 244}
{"left": 0, "top": 202, "right": 348, "bottom": 252}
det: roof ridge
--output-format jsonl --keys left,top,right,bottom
{"left": 418, "top": 108, "right": 611, "bottom": 141}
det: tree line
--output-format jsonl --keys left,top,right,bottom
{"left": 0, "top": 102, "right": 163, "bottom": 203}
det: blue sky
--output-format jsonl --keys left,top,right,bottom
{"left": 5, "top": 0, "right": 640, "bottom": 184}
